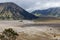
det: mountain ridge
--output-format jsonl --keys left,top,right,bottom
{"left": 32, "top": 7, "right": 60, "bottom": 17}
{"left": 0, "top": 2, "right": 38, "bottom": 20}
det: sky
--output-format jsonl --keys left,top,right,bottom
{"left": 0, "top": 0, "right": 60, "bottom": 12}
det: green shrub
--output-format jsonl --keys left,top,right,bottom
{"left": 0, "top": 28, "right": 19, "bottom": 40}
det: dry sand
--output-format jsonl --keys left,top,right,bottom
{"left": 0, "top": 20, "right": 60, "bottom": 40}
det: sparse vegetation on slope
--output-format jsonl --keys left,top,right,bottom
{"left": 0, "top": 2, "right": 38, "bottom": 20}
{"left": 0, "top": 28, "right": 19, "bottom": 40}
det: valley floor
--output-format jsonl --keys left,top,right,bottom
{"left": 0, "top": 20, "right": 60, "bottom": 40}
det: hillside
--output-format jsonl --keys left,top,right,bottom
{"left": 0, "top": 2, "right": 38, "bottom": 20}
{"left": 32, "top": 7, "right": 60, "bottom": 17}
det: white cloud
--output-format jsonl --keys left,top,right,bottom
{"left": 35, "top": 2, "right": 41, "bottom": 5}
{"left": 26, "top": 2, "right": 60, "bottom": 12}
{"left": 45, "top": 2, "right": 60, "bottom": 7}
{"left": 0, "top": 0, "right": 60, "bottom": 12}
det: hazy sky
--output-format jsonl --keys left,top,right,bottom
{"left": 0, "top": 0, "right": 60, "bottom": 12}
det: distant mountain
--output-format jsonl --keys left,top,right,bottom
{"left": 0, "top": 2, "right": 38, "bottom": 20}
{"left": 32, "top": 10, "right": 48, "bottom": 16}
{"left": 32, "top": 7, "right": 60, "bottom": 17}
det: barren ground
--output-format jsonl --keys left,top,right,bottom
{"left": 0, "top": 20, "right": 60, "bottom": 40}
